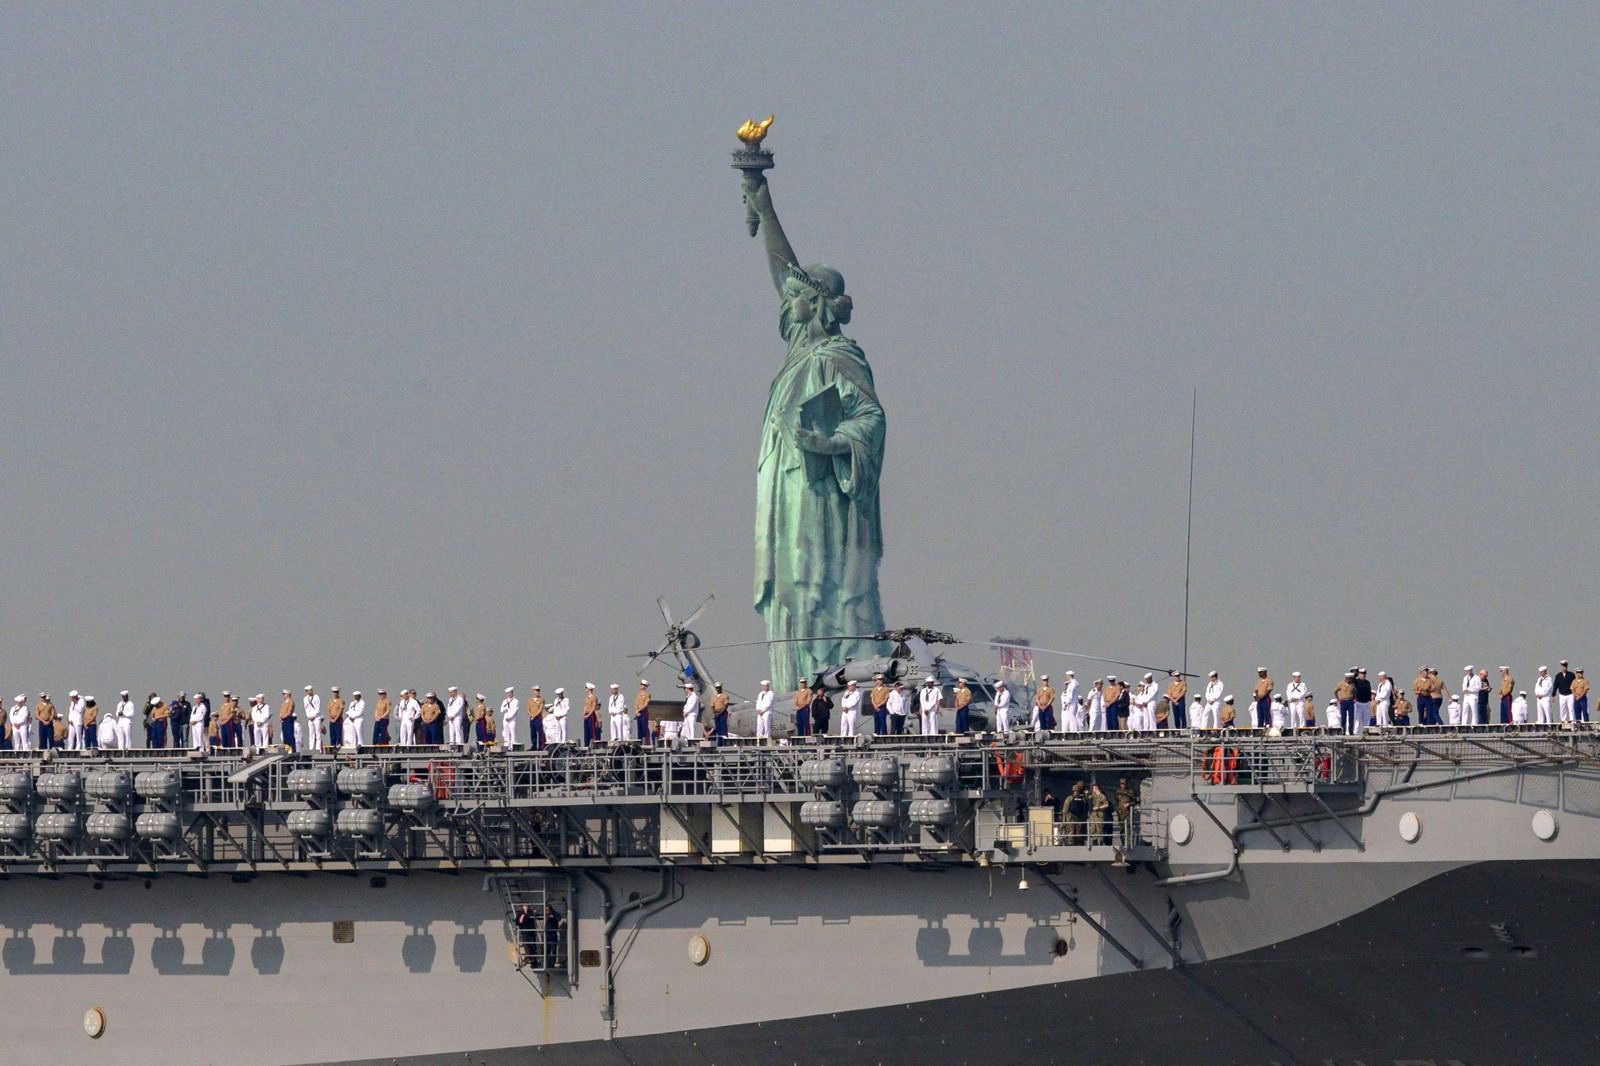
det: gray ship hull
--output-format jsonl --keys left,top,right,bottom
{"left": 2, "top": 732, "right": 1596, "bottom": 1064}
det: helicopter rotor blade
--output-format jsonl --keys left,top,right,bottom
{"left": 681, "top": 594, "right": 714, "bottom": 630}
{"left": 657, "top": 596, "right": 674, "bottom": 628}
{"left": 979, "top": 641, "right": 1192, "bottom": 678}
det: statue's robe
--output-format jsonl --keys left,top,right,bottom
{"left": 755, "top": 301, "right": 887, "bottom": 692}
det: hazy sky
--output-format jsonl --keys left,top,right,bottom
{"left": 4, "top": 5, "right": 1597, "bottom": 707}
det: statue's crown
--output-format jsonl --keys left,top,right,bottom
{"left": 786, "top": 263, "right": 826, "bottom": 295}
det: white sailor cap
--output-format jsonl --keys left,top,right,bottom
{"left": 1520, "top": 690, "right": 1527, "bottom": 696}
{"left": 283, "top": 689, "right": 291, "bottom": 695}
{"left": 256, "top": 693, "right": 266, "bottom": 700}
{"left": 1540, "top": 665, "right": 1549, "bottom": 671}
{"left": 1040, "top": 675, "right": 1049, "bottom": 681}
{"left": 847, "top": 680, "right": 857, "bottom": 686}
{"left": 69, "top": 690, "right": 79, "bottom": 698}
{"left": 1106, "top": 675, "right": 1116, "bottom": 681}
{"left": 761, "top": 680, "right": 770, "bottom": 686}
{"left": 1327, "top": 698, "right": 1338, "bottom": 705}
{"left": 12, "top": 695, "right": 24, "bottom": 704}
{"left": 353, "top": 690, "right": 361, "bottom": 696}
{"left": 330, "top": 686, "right": 339, "bottom": 692}
{"left": 476, "top": 693, "right": 485, "bottom": 701}
{"left": 120, "top": 690, "right": 129, "bottom": 696}
{"left": 1208, "top": 670, "right": 1218, "bottom": 677}
{"left": 714, "top": 682, "right": 723, "bottom": 689}
{"left": 1464, "top": 665, "right": 1473, "bottom": 672}
{"left": 874, "top": 674, "right": 883, "bottom": 680}
{"left": 38, "top": 692, "right": 46, "bottom": 698}
{"left": 611, "top": 684, "right": 620, "bottom": 689}
{"left": 1292, "top": 671, "right": 1301, "bottom": 677}
{"left": 684, "top": 683, "right": 694, "bottom": 690}
{"left": 1344, "top": 671, "right": 1355, "bottom": 677}
{"left": 1257, "top": 666, "right": 1266, "bottom": 673}
{"left": 553, "top": 687, "right": 564, "bottom": 694}
{"left": 585, "top": 682, "right": 595, "bottom": 690}
{"left": 1144, "top": 672, "right": 1153, "bottom": 679}
{"left": 1500, "top": 665, "right": 1510, "bottom": 671}
{"left": 377, "top": 688, "right": 386, "bottom": 693}
{"left": 533, "top": 684, "right": 541, "bottom": 689}
{"left": 1561, "top": 659, "right": 1570, "bottom": 666}
{"left": 506, "top": 687, "right": 515, "bottom": 693}
{"left": 1377, "top": 672, "right": 1386, "bottom": 679}
{"left": 924, "top": 676, "right": 936, "bottom": 683}
{"left": 1223, "top": 695, "right": 1234, "bottom": 703}
{"left": 305, "top": 685, "right": 313, "bottom": 691}
{"left": 1065, "top": 670, "right": 1074, "bottom": 676}
{"left": 448, "top": 686, "right": 459, "bottom": 692}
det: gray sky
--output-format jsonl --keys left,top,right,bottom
{"left": 4, "top": 5, "right": 1597, "bottom": 706}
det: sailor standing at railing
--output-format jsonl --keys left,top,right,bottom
{"left": 502, "top": 688, "right": 521, "bottom": 749}
{"left": 1285, "top": 673, "right": 1308, "bottom": 728}
{"left": 885, "top": 681, "right": 907, "bottom": 734}
{"left": 190, "top": 692, "right": 210, "bottom": 752}
{"left": 1269, "top": 692, "right": 1287, "bottom": 732}
{"left": 8, "top": 695, "right": 32, "bottom": 751}
{"left": 65, "top": 690, "right": 86, "bottom": 749}
{"left": 114, "top": 690, "right": 135, "bottom": 749}
{"left": 839, "top": 679, "right": 861, "bottom": 737}
{"left": 681, "top": 683, "right": 701, "bottom": 740}
{"left": 1139, "top": 673, "right": 1161, "bottom": 731}
{"left": 1374, "top": 672, "right": 1393, "bottom": 729}
{"left": 754, "top": 680, "right": 774, "bottom": 741}
{"left": 303, "top": 686, "right": 322, "bottom": 750}
{"left": 445, "top": 687, "right": 467, "bottom": 746}
{"left": 992, "top": 680, "right": 1011, "bottom": 733}
{"left": 1033, "top": 676, "right": 1055, "bottom": 734}
{"left": 870, "top": 675, "right": 889, "bottom": 734}
{"left": 1555, "top": 661, "right": 1576, "bottom": 725}
{"left": 1534, "top": 667, "right": 1554, "bottom": 726}
{"left": 1061, "top": 672, "right": 1080, "bottom": 733}
{"left": 547, "top": 688, "right": 569, "bottom": 744}
{"left": 1461, "top": 667, "right": 1483, "bottom": 727}
{"left": 1511, "top": 689, "right": 1529, "bottom": 725}
{"left": 607, "top": 684, "right": 628, "bottom": 743}
{"left": 1086, "top": 679, "right": 1106, "bottom": 732}
{"left": 919, "top": 677, "right": 942, "bottom": 735}
{"left": 251, "top": 694, "right": 272, "bottom": 748}
{"left": 345, "top": 690, "right": 365, "bottom": 748}
{"left": 1203, "top": 672, "right": 1223, "bottom": 730}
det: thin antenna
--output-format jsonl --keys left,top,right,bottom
{"left": 1181, "top": 388, "right": 1197, "bottom": 677}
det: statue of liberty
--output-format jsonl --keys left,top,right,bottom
{"left": 737, "top": 123, "right": 888, "bottom": 694}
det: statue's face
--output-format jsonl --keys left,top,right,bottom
{"left": 783, "top": 279, "right": 817, "bottom": 325}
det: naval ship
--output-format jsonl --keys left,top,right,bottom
{"left": 1, "top": 722, "right": 1595, "bottom": 1066}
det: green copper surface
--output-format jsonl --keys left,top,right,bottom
{"left": 740, "top": 154, "right": 887, "bottom": 693}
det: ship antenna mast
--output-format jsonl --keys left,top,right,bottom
{"left": 1181, "top": 388, "right": 1197, "bottom": 677}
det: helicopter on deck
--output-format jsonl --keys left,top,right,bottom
{"left": 632, "top": 601, "right": 1010, "bottom": 736}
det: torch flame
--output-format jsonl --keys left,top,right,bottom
{"left": 737, "top": 115, "right": 774, "bottom": 146}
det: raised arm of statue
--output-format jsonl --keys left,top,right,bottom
{"left": 742, "top": 177, "right": 798, "bottom": 294}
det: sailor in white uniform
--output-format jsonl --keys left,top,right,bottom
{"left": 1373, "top": 672, "right": 1393, "bottom": 729}
{"left": 1140, "top": 673, "right": 1161, "bottom": 731}
{"left": 189, "top": 694, "right": 209, "bottom": 751}
{"left": 681, "top": 683, "right": 701, "bottom": 740}
{"left": 919, "top": 678, "right": 942, "bottom": 735}
{"left": 1188, "top": 694, "right": 1203, "bottom": 732}
{"left": 491, "top": 688, "right": 515, "bottom": 748}
{"left": 1461, "top": 666, "right": 1482, "bottom": 727}
{"left": 250, "top": 694, "right": 272, "bottom": 748}
{"left": 1086, "top": 681, "right": 1107, "bottom": 732}
{"left": 1534, "top": 667, "right": 1554, "bottom": 726}
{"left": 445, "top": 687, "right": 466, "bottom": 746}
{"left": 114, "top": 691, "right": 135, "bottom": 749}
{"left": 1269, "top": 692, "right": 1287, "bottom": 732}
{"left": 397, "top": 690, "right": 418, "bottom": 745}
{"left": 1511, "top": 690, "right": 1529, "bottom": 725}
{"left": 1446, "top": 696, "right": 1462, "bottom": 727}
{"left": 1060, "top": 672, "right": 1081, "bottom": 732}
{"left": 754, "top": 680, "right": 774, "bottom": 741}
{"left": 1203, "top": 672, "right": 1224, "bottom": 730}
{"left": 547, "top": 688, "right": 570, "bottom": 744}
{"left": 1324, "top": 698, "right": 1341, "bottom": 730}
{"left": 1285, "top": 673, "right": 1308, "bottom": 729}
{"left": 8, "top": 694, "right": 31, "bottom": 751}
{"left": 344, "top": 691, "right": 365, "bottom": 748}
{"left": 992, "top": 683, "right": 1011, "bottom": 732}
{"left": 886, "top": 682, "right": 908, "bottom": 733}
{"left": 607, "top": 684, "right": 628, "bottom": 742}
{"left": 839, "top": 680, "right": 862, "bottom": 737}
{"left": 303, "top": 686, "right": 323, "bottom": 750}
{"left": 66, "top": 691, "right": 86, "bottom": 749}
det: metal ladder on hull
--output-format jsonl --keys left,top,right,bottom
{"left": 490, "top": 873, "right": 576, "bottom": 989}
